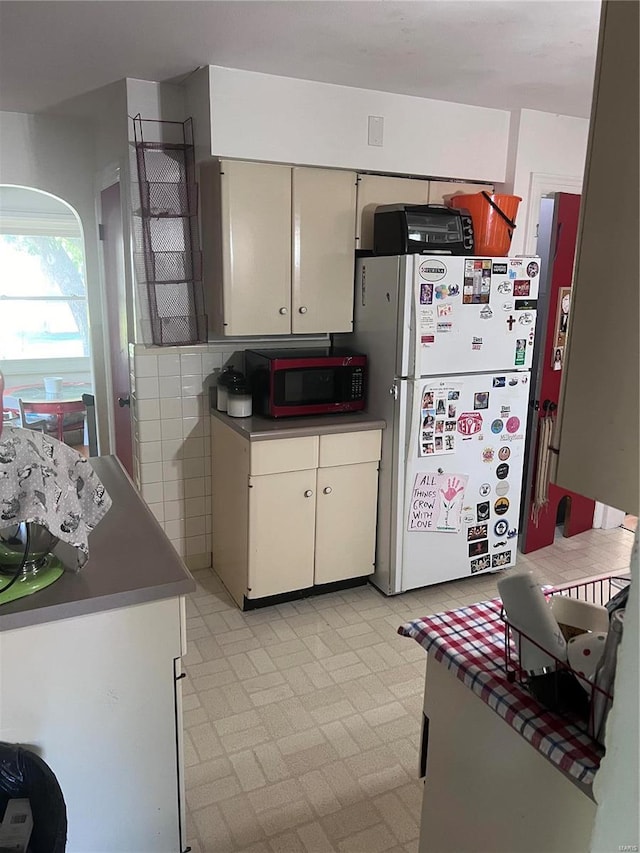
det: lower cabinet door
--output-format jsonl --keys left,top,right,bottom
{"left": 248, "top": 469, "right": 316, "bottom": 599}
{"left": 314, "top": 462, "right": 379, "bottom": 585}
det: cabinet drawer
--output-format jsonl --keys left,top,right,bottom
{"left": 250, "top": 436, "right": 319, "bottom": 475}
{"left": 319, "top": 430, "right": 382, "bottom": 468}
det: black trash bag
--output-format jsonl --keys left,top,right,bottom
{"left": 0, "top": 743, "right": 67, "bottom": 853}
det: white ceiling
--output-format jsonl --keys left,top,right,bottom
{"left": 0, "top": 0, "right": 601, "bottom": 118}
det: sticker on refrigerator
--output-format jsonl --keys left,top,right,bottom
{"left": 493, "top": 377, "right": 505, "bottom": 388}
{"left": 437, "top": 322, "right": 453, "bottom": 334}
{"left": 471, "top": 336, "right": 483, "bottom": 351}
{"left": 492, "top": 551, "right": 512, "bottom": 568}
{"left": 526, "top": 261, "right": 539, "bottom": 278}
{"left": 494, "top": 497, "right": 510, "bottom": 515}
{"left": 463, "top": 259, "right": 492, "bottom": 304}
{"left": 498, "top": 446, "right": 511, "bottom": 461}
{"left": 407, "top": 472, "right": 468, "bottom": 533}
{"left": 470, "top": 555, "right": 491, "bottom": 574}
{"left": 514, "top": 339, "right": 526, "bottom": 366}
{"left": 497, "top": 281, "right": 512, "bottom": 295}
{"left": 419, "top": 307, "right": 436, "bottom": 345}
{"left": 493, "top": 263, "right": 508, "bottom": 275}
{"left": 491, "top": 419, "right": 503, "bottom": 434}
{"left": 496, "top": 462, "right": 509, "bottom": 479}
{"left": 518, "top": 312, "right": 534, "bottom": 325}
{"left": 513, "top": 280, "right": 530, "bottom": 297}
{"left": 482, "top": 447, "right": 494, "bottom": 463}
{"left": 495, "top": 481, "right": 510, "bottom": 496}
{"left": 473, "top": 392, "right": 489, "bottom": 410}
{"left": 420, "top": 282, "right": 434, "bottom": 304}
{"left": 506, "top": 416, "right": 520, "bottom": 434}
{"left": 515, "top": 299, "right": 537, "bottom": 311}
{"left": 457, "top": 412, "right": 483, "bottom": 436}
{"left": 479, "top": 305, "right": 493, "bottom": 319}
{"left": 468, "top": 539, "right": 489, "bottom": 558}
{"left": 476, "top": 501, "right": 490, "bottom": 522}
{"left": 479, "top": 483, "right": 491, "bottom": 497}
{"left": 467, "top": 523, "right": 488, "bottom": 541}
{"left": 437, "top": 304, "right": 452, "bottom": 317}
{"left": 463, "top": 507, "right": 475, "bottom": 524}
{"left": 494, "top": 519, "right": 509, "bottom": 537}
{"left": 419, "top": 259, "right": 447, "bottom": 282}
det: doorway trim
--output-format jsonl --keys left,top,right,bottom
{"left": 523, "top": 172, "right": 583, "bottom": 256}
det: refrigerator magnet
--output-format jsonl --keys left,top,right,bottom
{"left": 495, "top": 481, "right": 510, "bottom": 497}
{"left": 492, "top": 377, "right": 506, "bottom": 388}
{"left": 447, "top": 390, "right": 460, "bottom": 400}
{"left": 506, "top": 416, "right": 520, "bottom": 434}
{"left": 470, "top": 555, "right": 491, "bottom": 573}
{"left": 527, "top": 261, "right": 539, "bottom": 277}
{"left": 492, "top": 551, "right": 512, "bottom": 568}
{"left": 502, "top": 301, "right": 514, "bottom": 312}
{"left": 479, "top": 483, "right": 491, "bottom": 497}
{"left": 494, "top": 497, "right": 510, "bottom": 515}
{"left": 496, "top": 462, "right": 509, "bottom": 479}
{"left": 493, "top": 263, "right": 508, "bottom": 275}
{"left": 514, "top": 340, "right": 526, "bottom": 365}
{"left": 457, "top": 413, "right": 483, "bottom": 436}
{"left": 473, "top": 392, "right": 489, "bottom": 410}
{"left": 497, "top": 281, "right": 511, "bottom": 294}
{"left": 491, "top": 419, "right": 503, "bottom": 434}
{"left": 482, "top": 447, "right": 495, "bottom": 463}
{"left": 472, "top": 336, "right": 483, "bottom": 350}
{"left": 498, "top": 446, "right": 511, "bottom": 461}
{"left": 420, "top": 282, "right": 434, "bottom": 304}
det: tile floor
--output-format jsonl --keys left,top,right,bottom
{"left": 182, "top": 526, "right": 634, "bottom": 853}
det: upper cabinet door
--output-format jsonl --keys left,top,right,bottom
{"left": 292, "top": 167, "right": 357, "bottom": 334}
{"left": 427, "top": 181, "right": 494, "bottom": 205}
{"left": 220, "top": 160, "right": 291, "bottom": 335}
{"left": 356, "top": 174, "right": 430, "bottom": 251}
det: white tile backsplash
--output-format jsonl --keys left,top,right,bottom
{"left": 161, "top": 418, "right": 183, "bottom": 441}
{"left": 160, "top": 397, "right": 182, "bottom": 420}
{"left": 159, "top": 376, "right": 181, "bottom": 398}
{"left": 135, "top": 376, "right": 160, "bottom": 399}
{"left": 158, "top": 353, "right": 180, "bottom": 376}
{"left": 131, "top": 340, "right": 328, "bottom": 568}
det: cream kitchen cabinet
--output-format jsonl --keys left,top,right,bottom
{"left": 211, "top": 415, "right": 382, "bottom": 609}
{"left": 200, "top": 159, "right": 357, "bottom": 336}
{"left": 355, "top": 173, "right": 430, "bottom": 251}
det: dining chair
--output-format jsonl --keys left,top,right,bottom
{"left": 18, "top": 399, "right": 50, "bottom": 433}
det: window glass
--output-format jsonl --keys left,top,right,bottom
{"left": 0, "top": 235, "right": 89, "bottom": 359}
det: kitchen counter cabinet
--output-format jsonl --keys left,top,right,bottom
{"left": 355, "top": 173, "right": 430, "bottom": 251}
{"left": 427, "top": 179, "right": 494, "bottom": 204}
{"left": 0, "top": 456, "right": 194, "bottom": 852}
{"left": 419, "top": 656, "right": 596, "bottom": 853}
{"left": 200, "top": 159, "right": 357, "bottom": 336}
{"left": 211, "top": 413, "right": 383, "bottom": 608}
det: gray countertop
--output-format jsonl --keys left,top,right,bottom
{"left": 211, "top": 408, "right": 386, "bottom": 440}
{"left": 0, "top": 456, "right": 195, "bottom": 632}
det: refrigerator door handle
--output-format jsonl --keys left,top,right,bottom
{"left": 389, "top": 384, "right": 398, "bottom": 400}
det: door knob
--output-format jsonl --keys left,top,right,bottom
{"left": 118, "top": 396, "right": 130, "bottom": 408}
{"left": 298, "top": 306, "right": 307, "bottom": 314}
{"left": 323, "top": 487, "right": 332, "bottom": 495}
{"left": 279, "top": 307, "right": 288, "bottom": 315}
{"left": 304, "top": 490, "right": 313, "bottom": 498}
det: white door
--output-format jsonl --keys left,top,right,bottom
{"left": 400, "top": 373, "right": 530, "bottom": 591}
{"left": 248, "top": 469, "right": 316, "bottom": 598}
{"left": 220, "top": 160, "right": 292, "bottom": 335}
{"left": 408, "top": 255, "right": 541, "bottom": 378}
{"left": 314, "top": 462, "right": 379, "bottom": 584}
{"left": 292, "top": 167, "right": 357, "bottom": 334}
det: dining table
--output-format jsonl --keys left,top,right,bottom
{"left": 3, "top": 381, "right": 94, "bottom": 443}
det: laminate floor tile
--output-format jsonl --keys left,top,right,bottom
{"left": 184, "top": 525, "right": 633, "bottom": 851}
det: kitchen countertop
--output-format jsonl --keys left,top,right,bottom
{"left": 211, "top": 408, "right": 385, "bottom": 440}
{"left": 0, "top": 455, "right": 195, "bottom": 632}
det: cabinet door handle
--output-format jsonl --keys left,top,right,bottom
{"left": 420, "top": 713, "right": 430, "bottom": 779}
{"left": 279, "top": 307, "right": 288, "bottom": 315}
{"left": 323, "top": 486, "right": 332, "bottom": 495}
{"left": 298, "top": 306, "right": 308, "bottom": 314}
{"left": 304, "top": 489, "right": 313, "bottom": 498}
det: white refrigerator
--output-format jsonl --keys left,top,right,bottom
{"left": 348, "top": 254, "right": 540, "bottom": 594}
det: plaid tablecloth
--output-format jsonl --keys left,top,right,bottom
{"left": 399, "top": 598, "right": 603, "bottom": 784}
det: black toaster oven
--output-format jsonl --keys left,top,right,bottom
{"left": 373, "top": 203, "right": 474, "bottom": 256}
